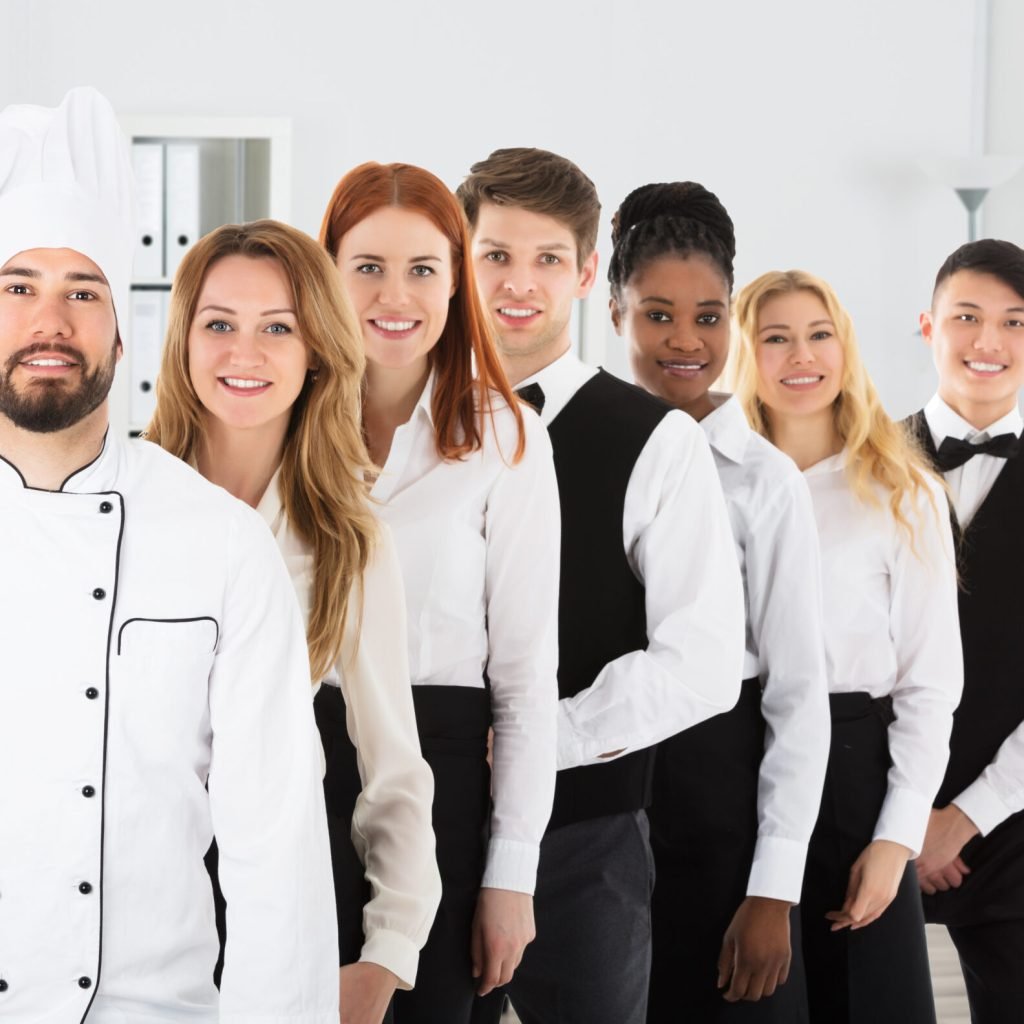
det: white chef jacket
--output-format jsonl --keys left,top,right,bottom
{"left": 924, "top": 394, "right": 1024, "bottom": 835}
{"left": 803, "top": 449, "right": 963, "bottom": 855}
{"left": 516, "top": 352, "right": 745, "bottom": 767}
{"left": 370, "top": 374, "right": 560, "bottom": 895}
{"left": 256, "top": 474, "right": 441, "bottom": 987}
{"left": 700, "top": 396, "right": 831, "bottom": 903}
{"left": 0, "top": 433, "right": 337, "bottom": 1023}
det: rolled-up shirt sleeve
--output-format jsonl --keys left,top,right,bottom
{"left": 208, "top": 511, "right": 338, "bottom": 1022}
{"left": 557, "top": 411, "right": 745, "bottom": 769}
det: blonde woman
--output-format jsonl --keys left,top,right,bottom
{"left": 148, "top": 220, "right": 441, "bottom": 1024}
{"left": 731, "top": 270, "right": 962, "bottom": 1024}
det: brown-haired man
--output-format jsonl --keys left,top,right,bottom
{"left": 458, "top": 148, "right": 745, "bottom": 1024}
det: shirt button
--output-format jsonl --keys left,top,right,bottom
{"left": 92, "top": 588, "right": 106, "bottom": 600}
{"left": 78, "top": 976, "right": 92, "bottom": 989}
{"left": 79, "top": 881, "right": 93, "bottom": 894}
{"left": 99, "top": 501, "right": 113, "bottom": 514}
{"left": 81, "top": 785, "right": 95, "bottom": 798}
{"left": 85, "top": 687, "right": 99, "bottom": 700}
{"left": 0, "top": 979, "right": 7, "bottom": 992}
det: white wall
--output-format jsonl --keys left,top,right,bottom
{"left": 0, "top": 0, "right": 995, "bottom": 417}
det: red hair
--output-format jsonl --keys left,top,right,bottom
{"left": 320, "top": 161, "right": 525, "bottom": 463}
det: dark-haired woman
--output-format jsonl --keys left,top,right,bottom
{"left": 609, "top": 182, "right": 831, "bottom": 1021}
{"left": 319, "top": 163, "right": 560, "bottom": 1024}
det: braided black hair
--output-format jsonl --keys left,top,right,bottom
{"left": 608, "top": 181, "right": 735, "bottom": 300}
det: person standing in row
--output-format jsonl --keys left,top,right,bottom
{"left": 732, "top": 270, "right": 962, "bottom": 1024}
{"left": 319, "top": 162, "right": 561, "bottom": 1023}
{"left": 458, "top": 149, "right": 745, "bottom": 1024}
{"left": 147, "top": 220, "right": 442, "bottom": 1024}
{"left": 0, "top": 91, "right": 338, "bottom": 1021}
{"left": 907, "top": 239, "right": 1024, "bottom": 1024}
{"left": 608, "top": 182, "right": 830, "bottom": 1021}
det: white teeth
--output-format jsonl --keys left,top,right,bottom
{"left": 374, "top": 320, "right": 416, "bottom": 332}
{"left": 782, "top": 376, "right": 823, "bottom": 385}
{"left": 223, "top": 377, "right": 269, "bottom": 389}
{"left": 662, "top": 361, "right": 705, "bottom": 369}
{"left": 967, "top": 361, "right": 1005, "bottom": 372}
{"left": 25, "top": 358, "right": 72, "bottom": 367}
{"left": 499, "top": 308, "right": 539, "bottom": 318}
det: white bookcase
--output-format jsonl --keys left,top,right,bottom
{"left": 111, "top": 116, "right": 291, "bottom": 437}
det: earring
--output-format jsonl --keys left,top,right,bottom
{"left": 309, "top": 368, "right": 320, "bottom": 383}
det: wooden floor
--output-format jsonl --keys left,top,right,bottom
{"left": 500, "top": 925, "right": 971, "bottom": 1022}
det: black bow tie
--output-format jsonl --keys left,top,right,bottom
{"left": 935, "top": 432, "right": 1020, "bottom": 472}
{"left": 515, "top": 382, "right": 546, "bottom": 414}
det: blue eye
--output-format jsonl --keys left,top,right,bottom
{"left": 265, "top": 323, "right": 291, "bottom": 335}
{"left": 810, "top": 330, "right": 832, "bottom": 342}
{"left": 356, "top": 263, "right": 382, "bottom": 274}
{"left": 207, "top": 320, "right": 232, "bottom": 333}
{"left": 410, "top": 265, "right": 434, "bottom": 277}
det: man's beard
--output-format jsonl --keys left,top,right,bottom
{"left": 0, "top": 339, "right": 117, "bottom": 434}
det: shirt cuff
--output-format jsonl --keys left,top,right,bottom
{"left": 953, "top": 777, "right": 1015, "bottom": 837}
{"left": 872, "top": 785, "right": 932, "bottom": 856}
{"left": 745, "top": 835, "right": 808, "bottom": 904}
{"left": 481, "top": 837, "right": 540, "bottom": 894}
{"left": 360, "top": 928, "right": 421, "bottom": 991}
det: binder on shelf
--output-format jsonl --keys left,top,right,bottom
{"left": 131, "top": 143, "right": 164, "bottom": 279}
{"left": 129, "top": 289, "right": 166, "bottom": 429}
{"left": 164, "top": 142, "right": 201, "bottom": 280}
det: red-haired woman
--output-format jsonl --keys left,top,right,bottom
{"left": 320, "top": 163, "right": 561, "bottom": 1023}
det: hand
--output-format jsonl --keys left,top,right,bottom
{"left": 916, "top": 805, "right": 979, "bottom": 894}
{"left": 470, "top": 888, "right": 535, "bottom": 996}
{"left": 716, "top": 896, "right": 793, "bottom": 1002}
{"left": 825, "top": 839, "right": 911, "bottom": 931}
{"left": 339, "top": 962, "right": 399, "bottom": 1024}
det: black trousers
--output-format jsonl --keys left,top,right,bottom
{"left": 801, "top": 693, "right": 935, "bottom": 1024}
{"left": 483, "top": 810, "right": 655, "bottom": 1024}
{"left": 647, "top": 679, "right": 809, "bottom": 1023}
{"left": 391, "top": 685, "right": 491, "bottom": 1024}
{"left": 922, "top": 812, "right": 1024, "bottom": 1023}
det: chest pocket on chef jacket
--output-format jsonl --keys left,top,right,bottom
{"left": 115, "top": 618, "right": 219, "bottom": 744}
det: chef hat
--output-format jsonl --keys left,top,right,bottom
{"left": 0, "top": 87, "right": 136, "bottom": 343}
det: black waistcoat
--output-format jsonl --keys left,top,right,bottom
{"left": 546, "top": 369, "right": 672, "bottom": 830}
{"left": 905, "top": 411, "right": 1024, "bottom": 807}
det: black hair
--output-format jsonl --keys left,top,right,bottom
{"left": 933, "top": 239, "right": 1024, "bottom": 305}
{"left": 608, "top": 181, "right": 735, "bottom": 300}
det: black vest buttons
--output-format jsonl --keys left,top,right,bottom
{"left": 92, "top": 588, "right": 106, "bottom": 600}
{"left": 81, "top": 785, "right": 95, "bottom": 798}
{"left": 85, "top": 687, "right": 99, "bottom": 700}
{"left": 0, "top": 979, "right": 7, "bottom": 992}
{"left": 78, "top": 976, "right": 92, "bottom": 989}
{"left": 79, "top": 881, "right": 93, "bottom": 894}
{"left": 99, "top": 501, "right": 113, "bottom": 514}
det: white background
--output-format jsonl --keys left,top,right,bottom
{"left": 1, "top": 0, "right": 1020, "bottom": 417}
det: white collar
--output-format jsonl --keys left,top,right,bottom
{"left": 699, "top": 395, "right": 750, "bottom": 465}
{"left": 0, "top": 428, "right": 122, "bottom": 493}
{"left": 515, "top": 349, "right": 598, "bottom": 426}
{"left": 924, "top": 393, "right": 1023, "bottom": 446}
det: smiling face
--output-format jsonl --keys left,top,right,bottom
{"left": 188, "top": 254, "right": 312, "bottom": 435}
{"left": 753, "top": 288, "right": 845, "bottom": 421}
{"left": 921, "top": 269, "right": 1024, "bottom": 430}
{"left": 335, "top": 206, "right": 455, "bottom": 376}
{"left": 612, "top": 254, "right": 730, "bottom": 420}
{"left": 0, "top": 247, "right": 119, "bottom": 433}
{"left": 470, "top": 202, "right": 598, "bottom": 373}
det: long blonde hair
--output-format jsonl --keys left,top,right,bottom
{"left": 147, "top": 220, "right": 377, "bottom": 681}
{"left": 731, "top": 269, "right": 937, "bottom": 540}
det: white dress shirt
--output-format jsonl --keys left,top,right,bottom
{"left": 924, "top": 394, "right": 1024, "bottom": 835}
{"left": 370, "top": 374, "right": 560, "bottom": 895}
{"left": 0, "top": 434, "right": 336, "bottom": 1023}
{"left": 256, "top": 475, "right": 441, "bottom": 988}
{"left": 924, "top": 393, "right": 1024, "bottom": 528}
{"left": 803, "top": 449, "right": 963, "bottom": 855}
{"left": 701, "top": 396, "right": 831, "bottom": 903}
{"left": 517, "top": 351, "right": 745, "bottom": 770}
